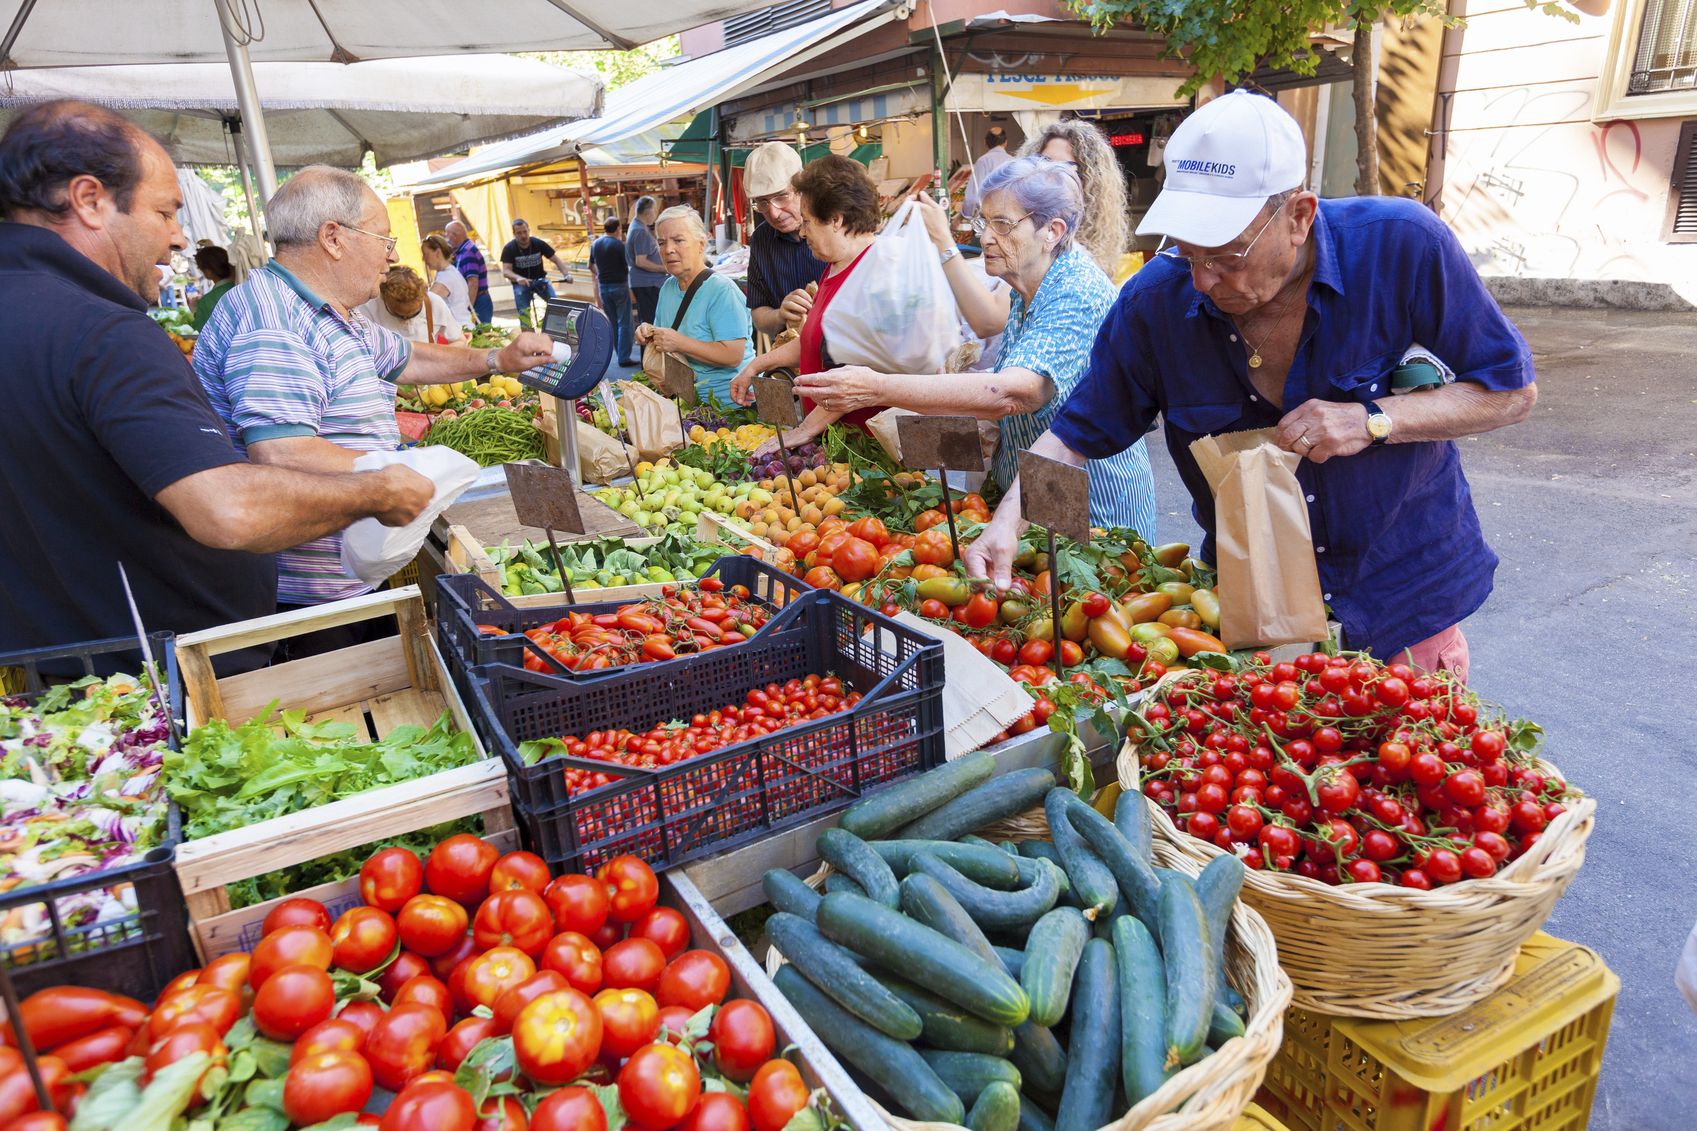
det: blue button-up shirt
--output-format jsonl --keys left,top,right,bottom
{"left": 745, "top": 219, "right": 826, "bottom": 314}
{"left": 1049, "top": 197, "right": 1535, "bottom": 658}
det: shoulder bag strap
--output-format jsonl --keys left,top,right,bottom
{"left": 670, "top": 269, "right": 712, "bottom": 330}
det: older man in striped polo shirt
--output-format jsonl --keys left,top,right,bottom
{"left": 195, "top": 166, "right": 556, "bottom": 652}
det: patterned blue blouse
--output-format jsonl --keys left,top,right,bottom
{"left": 991, "top": 244, "right": 1159, "bottom": 540}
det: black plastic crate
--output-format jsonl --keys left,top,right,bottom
{"left": 0, "top": 634, "right": 196, "bottom": 1000}
{"left": 437, "top": 554, "right": 809, "bottom": 688}
{"left": 464, "top": 589, "right": 944, "bottom": 874}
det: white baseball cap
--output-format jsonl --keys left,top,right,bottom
{"left": 743, "top": 142, "right": 804, "bottom": 200}
{"left": 1137, "top": 90, "right": 1307, "bottom": 248}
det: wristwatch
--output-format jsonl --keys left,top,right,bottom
{"left": 938, "top": 245, "right": 960, "bottom": 267}
{"left": 1363, "top": 399, "right": 1392, "bottom": 445}
{"left": 486, "top": 348, "right": 501, "bottom": 374}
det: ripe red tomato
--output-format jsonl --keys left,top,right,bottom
{"left": 426, "top": 835, "right": 501, "bottom": 907}
{"left": 332, "top": 906, "right": 399, "bottom": 974}
{"left": 656, "top": 951, "right": 729, "bottom": 1012}
{"left": 250, "top": 925, "right": 334, "bottom": 989}
{"left": 529, "top": 1087, "right": 608, "bottom": 1131}
{"left": 285, "top": 1050, "right": 374, "bottom": 1126}
{"left": 393, "top": 976, "right": 455, "bottom": 1023}
{"left": 544, "top": 874, "right": 610, "bottom": 937}
{"left": 745, "top": 1060, "right": 809, "bottom": 1131}
{"left": 378, "top": 951, "right": 436, "bottom": 1004}
{"left": 630, "top": 908, "right": 690, "bottom": 961}
{"left": 656, "top": 1005, "right": 695, "bottom": 1047}
{"left": 366, "top": 1003, "right": 450, "bottom": 1093}
{"left": 141, "top": 1024, "right": 225, "bottom": 1087}
{"left": 960, "top": 593, "right": 999, "bottom": 630}
{"left": 911, "top": 529, "right": 954, "bottom": 567}
{"left": 253, "top": 965, "right": 334, "bottom": 1041}
{"left": 474, "top": 889, "right": 555, "bottom": 956}
{"left": 589, "top": 920, "right": 625, "bottom": 950}
{"left": 493, "top": 971, "right": 572, "bottom": 1036}
{"left": 148, "top": 985, "right": 243, "bottom": 1041}
{"left": 602, "top": 938, "right": 666, "bottom": 993}
{"left": 379, "top": 1080, "right": 476, "bottom": 1131}
{"left": 512, "top": 990, "right": 602, "bottom": 1086}
{"left": 830, "top": 537, "right": 879, "bottom": 583}
{"left": 477, "top": 1096, "right": 529, "bottom": 1131}
{"left": 540, "top": 931, "right": 604, "bottom": 995}
{"left": 2, "top": 1114, "right": 67, "bottom": 1131}
{"left": 679, "top": 1093, "right": 750, "bottom": 1131}
{"left": 597, "top": 857, "right": 659, "bottom": 924}
{"left": 463, "top": 948, "right": 539, "bottom": 1010}
{"left": 594, "top": 987, "right": 660, "bottom": 1058}
{"left": 802, "top": 566, "right": 841, "bottom": 591}
{"left": 430, "top": 933, "right": 482, "bottom": 981}
{"left": 437, "top": 1017, "right": 500, "bottom": 1072}
{"left": 361, "top": 848, "right": 425, "bottom": 913}
{"left": 618, "top": 1043, "right": 701, "bottom": 1130}
{"left": 709, "top": 1001, "right": 775, "bottom": 1083}
{"left": 489, "top": 851, "right": 551, "bottom": 894}
{"left": 50, "top": 1025, "right": 133, "bottom": 1074}
{"left": 262, "top": 897, "right": 331, "bottom": 937}
{"left": 291, "top": 1018, "right": 367, "bottom": 1065}
{"left": 337, "top": 1001, "right": 385, "bottom": 1045}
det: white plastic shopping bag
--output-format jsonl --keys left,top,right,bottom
{"left": 339, "top": 447, "right": 481, "bottom": 586}
{"left": 1678, "top": 916, "right": 1697, "bottom": 1015}
{"left": 821, "top": 200, "right": 961, "bottom": 375}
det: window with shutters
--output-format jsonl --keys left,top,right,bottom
{"left": 722, "top": 0, "right": 831, "bottom": 49}
{"left": 1662, "top": 121, "right": 1697, "bottom": 240}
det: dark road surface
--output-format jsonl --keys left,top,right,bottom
{"left": 1141, "top": 307, "right": 1697, "bottom": 1131}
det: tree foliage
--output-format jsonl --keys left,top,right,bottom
{"left": 517, "top": 37, "right": 680, "bottom": 94}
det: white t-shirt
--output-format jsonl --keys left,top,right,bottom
{"left": 432, "top": 267, "right": 472, "bottom": 329}
{"left": 357, "top": 291, "right": 461, "bottom": 344}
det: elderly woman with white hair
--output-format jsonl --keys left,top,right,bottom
{"left": 634, "top": 205, "right": 754, "bottom": 403}
{"left": 793, "top": 156, "right": 1158, "bottom": 534}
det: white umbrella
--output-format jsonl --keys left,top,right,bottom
{"left": 176, "top": 167, "right": 232, "bottom": 247}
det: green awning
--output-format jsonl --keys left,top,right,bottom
{"left": 671, "top": 112, "right": 882, "bottom": 169}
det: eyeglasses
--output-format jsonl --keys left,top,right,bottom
{"left": 751, "top": 189, "right": 797, "bottom": 214}
{"left": 971, "top": 211, "right": 1034, "bottom": 238}
{"left": 1156, "top": 196, "right": 1288, "bottom": 274}
{"left": 339, "top": 223, "right": 398, "bottom": 255}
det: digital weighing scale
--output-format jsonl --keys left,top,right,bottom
{"left": 513, "top": 299, "right": 616, "bottom": 484}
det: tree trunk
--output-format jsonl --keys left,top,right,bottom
{"left": 1353, "top": 18, "right": 1379, "bottom": 196}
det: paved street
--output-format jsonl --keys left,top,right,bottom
{"left": 1143, "top": 307, "right": 1697, "bottom": 1130}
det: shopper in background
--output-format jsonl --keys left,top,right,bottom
{"left": 0, "top": 101, "right": 433, "bottom": 670}
{"left": 625, "top": 195, "right": 666, "bottom": 328}
{"left": 421, "top": 233, "right": 472, "bottom": 330}
{"left": 501, "top": 218, "right": 571, "bottom": 328}
{"left": 357, "top": 265, "right": 462, "bottom": 344}
{"left": 589, "top": 216, "right": 637, "bottom": 367}
{"left": 1018, "top": 119, "right": 1130, "bottom": 277}
{"left": 961, "top": 126, "right": 1013, "bottom": 220}
{"left": 634, "top": 206, "right": 754, "bottom": 405}
{"left": 189, "top": 244, "right": 234, "bottom": 332}
{"left": 444, "top": 219, "right": 491, "bottom": 326}
{"left": 742, "top": 142, "right": 825, "bottom": 337}
{"left": 193, "top": 164, "right": 555, "bottom": 654}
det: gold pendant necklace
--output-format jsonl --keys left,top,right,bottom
{"left": 1235, "top": 282, "right": 1305, "bottom": 369}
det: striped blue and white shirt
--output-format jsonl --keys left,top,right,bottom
{"left": 194, "top": 261, "right": 412, "bottom": 605}
{"left": 991, "top": 245, "right": 1159, "bottom": 542}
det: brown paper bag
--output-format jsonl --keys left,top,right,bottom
{"left": 615, "top": 380, "right": 684, "bottom": 462}
{"left": 1189, "top": 428, "right": 1328, "bottom": 649}
{"left": 576, "top": 419, "right": 637, "bottom": 484}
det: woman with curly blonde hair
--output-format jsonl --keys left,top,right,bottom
{"left": 1018, "top": 119, "right": 1129, "bottom": 276}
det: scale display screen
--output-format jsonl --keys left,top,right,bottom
{"left": 513, "top": 298, "right": 614, "bottom": 399}
{"left": 542, "top": 308, "right": 580, "bottom": 341}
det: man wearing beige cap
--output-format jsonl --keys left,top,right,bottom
{"left": 966, "top": 90, "right": 1539, "bottom": 679}
{"left": 743, "top": 141, "right": 826, "bottom": 336}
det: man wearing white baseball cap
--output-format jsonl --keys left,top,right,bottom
{"left": 966, "top": 90, "right": 1539, "bottom": 679}
{"left": 743, "top": 141, "right": 826, "bottom": 337}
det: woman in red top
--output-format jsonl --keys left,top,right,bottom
{"left": 730, "top": 154, "right": 883, "bottom": 444}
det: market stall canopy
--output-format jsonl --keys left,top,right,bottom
{"left": 411, "top": 0, "right": 908, "bottom": 187}
{"left": 0, "top": 55, "right": 604, "bottom": 167}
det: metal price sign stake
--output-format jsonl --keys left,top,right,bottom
{"left": 117, "top": 561, "right": 181, "bottom": 748}
{"left": 504, "top": 461, "right": 588, "bottom": 604}
{"left": 751, "top": 375, "right": 803, "bottom": 519}
{"left": 1016, "top": 449, "right": 1091, "bottom": 680}
{"left": 896, "top": 415, "right": 981, "bottom": 567}
{"left": 658, "top": 353, "right": 698, "bottom": 441}
{"left": 597, "top": 378, "right": 639, "bottom": 482}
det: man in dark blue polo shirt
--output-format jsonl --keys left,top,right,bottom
{"left": 966, "top": 91, "right": 1538, "bottom": 677}
{"left": 742, "top": 142, "right": 826, "bottom": 336}
{"left": 589, "top": 216, "right": 637, "bottom": 366}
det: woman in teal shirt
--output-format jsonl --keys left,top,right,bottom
{"left": 189, "top": 245, "right": 234, "bottom": 333}
{"left": 635, "top": 206, "right": 754, "bottom": 404}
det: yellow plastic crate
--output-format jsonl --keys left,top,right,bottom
{"left": 1257, "top": 932, "right": 1617, "bottom": 1131}
{"left": 1237, "top": 1103, "right": 1293, "bottom": 1131}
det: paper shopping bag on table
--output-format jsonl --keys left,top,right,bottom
{"left": 865, "top": 407, "right": 920, "bottom": 463}
{"left": 615, "top": 379, "right": 684, "bottom": 462}
{"left": 576, "top": 419, "right": 637, "bottom": 485}
{"left": 1189, "top": 428, "right": 1328, "bottom": 650}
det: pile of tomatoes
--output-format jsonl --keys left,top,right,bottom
{"left": 0, "top": 985, "right": 153, "bottom": 1129}
{"left": 1133, "top": 653, "right": 1579, "bottom": 889}
{"left": 784, "top": 501, "right": 988, "bottom": 594}
{"left": 502, "top": 579, "right": 774, "bottom": 675}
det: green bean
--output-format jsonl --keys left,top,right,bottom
{"left": 422, "top": 406, "right": 546, "bottom": 467}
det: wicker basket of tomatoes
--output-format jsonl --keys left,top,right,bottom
{"left": 1119, "top": 657, "right": 1594, "bottom": 1019}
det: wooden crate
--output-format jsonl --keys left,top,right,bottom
{"left": 171, "top": 586, "right": 511, "bottom": 961}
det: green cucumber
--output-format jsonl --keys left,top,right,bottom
{"left": 871, "top": 840, "right": 1022, "bottom": 889}
{"left": 898, "top": 873, "right": 1001, "bottom": 967}
{"left": 993, "top": 947, "right": 1025, "bottom": 980}
{"left": 998, "top": 841, "right": 1020, "bottom": 856}
{"left": 766, "top": 913, "right": 922, "bottom": 1039}
{"left": 967, "top": 1081, "right": 1021, "bottom": 1131}
{"left": 910, "top": 852, "right": 1062, "bottom": 932}
{"left": 763, "top": 868, "right": 821, "bottom": 922}
{"left": 895, "top": 768, "right": 1056, "bottom": 842}
{"left": 824, "top": 873, "right": 867, "bottom": 897}
{"left": 1112, "top": 915, "right": 1174, "bottom": 1106}
{"left": 1207, "top": 1000, "right": 1246, "bottom": 1047}
{"left": 916, "top": 1050, "right": 1022, "bottom": 1106}
{"left": 817, "top": 891, "right": 1030, "bottom": 1026}
{"left": 1018, "top": 1095, "right": 1057, "bottom": 1131}
{"left": 1021, "top": 908, "right": 1090, "bottom": 1027}
{"left": 773, "top": 964, "right": 964, "bottom": 1124}
{"left": 839, "top": 750, "right": 996, "bottom": 840}
{"left": 1044, "top": 789, "right": 1120, "bottom": 917}
{"left": 1054, "top": 938, "right": 1120, "bottom": 1131}
{"left": 1017, "top": 841, "right": 1079, "bottom": 907}
{"left": 1114, "top": 789, "right": 1154, "bottom": 865}
{"left": 817, "top": 828, "right": 901, "bottom": 909}
{"left": 1008, "top": 1021, "right": 1067, "bottom": 1095}
{"left": 873, "top": 972, "right": 1016, "bottom": 1055}
{"left": 1158, "top": 873, "right": 1216, "bottom": 1068}
{"left": 959, "top": 834, "right": 999, "bottom": 851}
{"left": 1062, "top": 793, "right": 1162, "bottom": 942}
{"left": 1195, "top": 854, "right": 1245, "bottom": 1014}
